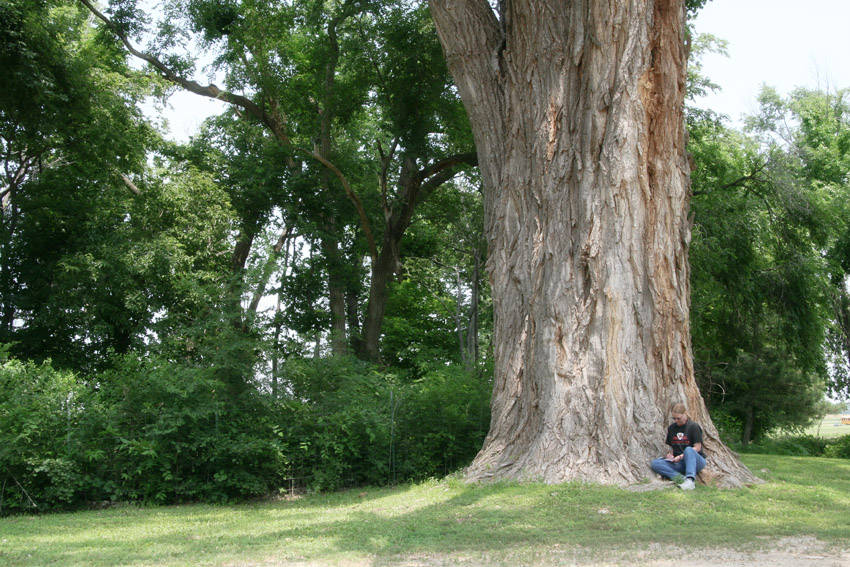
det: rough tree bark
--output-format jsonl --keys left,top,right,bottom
{"left": 429, "top": 0, "right": 758, "bottom": 486}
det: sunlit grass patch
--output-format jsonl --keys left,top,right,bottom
{"left": 0, "top": 454, "right": 848, "bottom": 566}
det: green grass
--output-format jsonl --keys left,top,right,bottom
{"left": 1, "top": 454, "right": 848, "bottom": 566}
{"left": 807, "top": 414, "right": 850, "bottom": 439}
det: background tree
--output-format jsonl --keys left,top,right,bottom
{"left": 688, "top": 75, "right": 849, "bottom": 443}
{"left": 80, "top": 0, "right": 479, "bottom": 362}
{"left": 0, "top": 0, "right": 158, "bottom": 372}
{"left": 381, "top": 180, "right": 489, "bottom": 372}
{"left": 780, "top": 87, "right": 850, "bottom": 402}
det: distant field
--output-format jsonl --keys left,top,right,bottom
{"left": 808, "top": 414, "right": 850, "bottom": 438}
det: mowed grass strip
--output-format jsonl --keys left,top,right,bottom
{"left": 1, "top": 454, "right": 848, "bottom": 566}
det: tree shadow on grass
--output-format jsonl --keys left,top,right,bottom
{"left": 3, "top": 457, "right": 850, "bottom": 566}
{"left": 1, "top": 482, "right": 612, "bottom": 565}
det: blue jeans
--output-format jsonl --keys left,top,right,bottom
{"left": 651, "top": 447, "right": 706, "bottom": 480}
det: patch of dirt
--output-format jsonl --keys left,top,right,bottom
{"left": 623, "top": 480, "right": 675, "bottom": 492}
{"left": 612, "top": 538, "right": 849, "bottom": 567}
{"left": 242, "top": 537, "right": 850, "bottom": 567}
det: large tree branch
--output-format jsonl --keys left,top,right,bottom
{"left": 80, "top": 0, "right": 378, "bottom": 262}
{"left": 416, "top": 152, "right": 478, "bottom": 207}
{"left": 428, "top": 0, "right": 503, "bottom": 98}
{"left": 378, "top": 138, "right": 399, "bottom": 221}
{"left": 2, "top": 156, "right": 30, "bottom": 202}
{"left": 428, "top": 0, "right": 504, "bottom": 189}
{"left": 420, "top": 152, "right": 478, "bottom": 187}
{"left": 692, "top": 160, "right": 770, "bottom": 196}
{"left": 308, "top": 150, "right": 378, "bottom": 262}
{"left": 389, "top": 151, "right": 478, "bottom": 238}
{"left": 119, "top": 173, "right": 142, "bottom": 195}
{"left": 311, "top": 10, "right": 377, "bottom": 264}
{"left": 247, "top": 224, "right": 294, "bottom": 315}
{"left": 78, "top": 0, "right": 292, "bottom": 145}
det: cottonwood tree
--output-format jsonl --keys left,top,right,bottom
{"left": 429, "top": 0, "right": 757, "bottom": 485}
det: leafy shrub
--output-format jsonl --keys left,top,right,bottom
{"left": 1, "top": 345, "right": 493, "bottom": 511}
{"left": 706, "top": 409, "right": 743, "bottom": 447}
{"left": 392, "top": 365, "right": 491, "bottom": 481}
{"left": 0, "top": 350, "right": 88, "bottom": 512}
{"left": 276, "top": 357, "right": 492, "bottom": 491}
{"left": 735, "top": 434, "right": 850, "bottom": 459}
{"left": 277, "top": 357, "right": 393, "bottom": 491}
{"left": 94, "top": 354, "right": 285, "bottom": 504}
{"left": 739, "top": 434, "right": 830, "bottom": 457}
{"left": 823, "top": 435, "right": 850, "bottom": 459}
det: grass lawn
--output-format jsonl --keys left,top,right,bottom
{"left": 1, "top": 454, "right": 849, "bottom": 566}
{"left": 806, "top": 414, "right": 850, "bottom": 439}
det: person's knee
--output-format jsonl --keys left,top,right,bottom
{"left": 684, "top": 447, "right": 707, "bottom": 473}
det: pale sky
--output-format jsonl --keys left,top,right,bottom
{"left": 157, "top": 0, "right": 850, "bottom": 141}
{"left": 692, "top": 0, "right": 850, "bottom": 125}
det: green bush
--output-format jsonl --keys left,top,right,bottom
{"left": 705, "top": 409, "right": 743, "bottom": 447}
{"left": 823, "top": 435, "right": 850, "bottom": 459}
{"left": 277, "top": 357, "right": 394, "bottom": 491}
{"left": 276, "top": 357, "right": 492, "bottom": 491}
{"left": 0, "top": 351, "right": 88, "bottom": 512}
{"left": 94, "top": 354, "right": 285, "bottom": 504}
{"left": 1, "top": 346, "right": 494, "bottom": 512}
{"left": 1, "top": 345, "right": 288, "bottom": 512}
{"left": 737, "top": 434, "right": 850, "bottom": 459}
{"left": 739, "top": 434, "right": 830, "bottom": 457}
{"left": 392, "top": 365, "right": 491, "bottom": 481}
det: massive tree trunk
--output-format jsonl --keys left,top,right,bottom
{"left": 429, "top": 0, "right": 757, "bottom": 486}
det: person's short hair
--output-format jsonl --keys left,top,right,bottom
{"left": 671, "top": 402, "right": 687, "bottom": 415}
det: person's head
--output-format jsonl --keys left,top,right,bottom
{"left": 671, "top": 403, "right": 688, "bottom": 426}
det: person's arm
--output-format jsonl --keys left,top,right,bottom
{"left": 690, "top": 422, "right": 704, "bottom": 455}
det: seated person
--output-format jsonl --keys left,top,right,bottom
{"left": 650, "top": 403, "right": 706, "bottom": 490}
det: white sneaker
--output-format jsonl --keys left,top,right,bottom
{"left": 679, "top": 478, "right": 695, "bottom": 490}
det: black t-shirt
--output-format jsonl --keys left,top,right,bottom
{"left": 666, "top": 419, "right": 705, "bottom": 457}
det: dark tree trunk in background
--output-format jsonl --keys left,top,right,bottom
{"left": 360, "top": 154, "right": 476, "bottom": 362}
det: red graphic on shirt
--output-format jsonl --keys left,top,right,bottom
{"left": 673, "top": 432, "right": 690, "bottom": 445}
